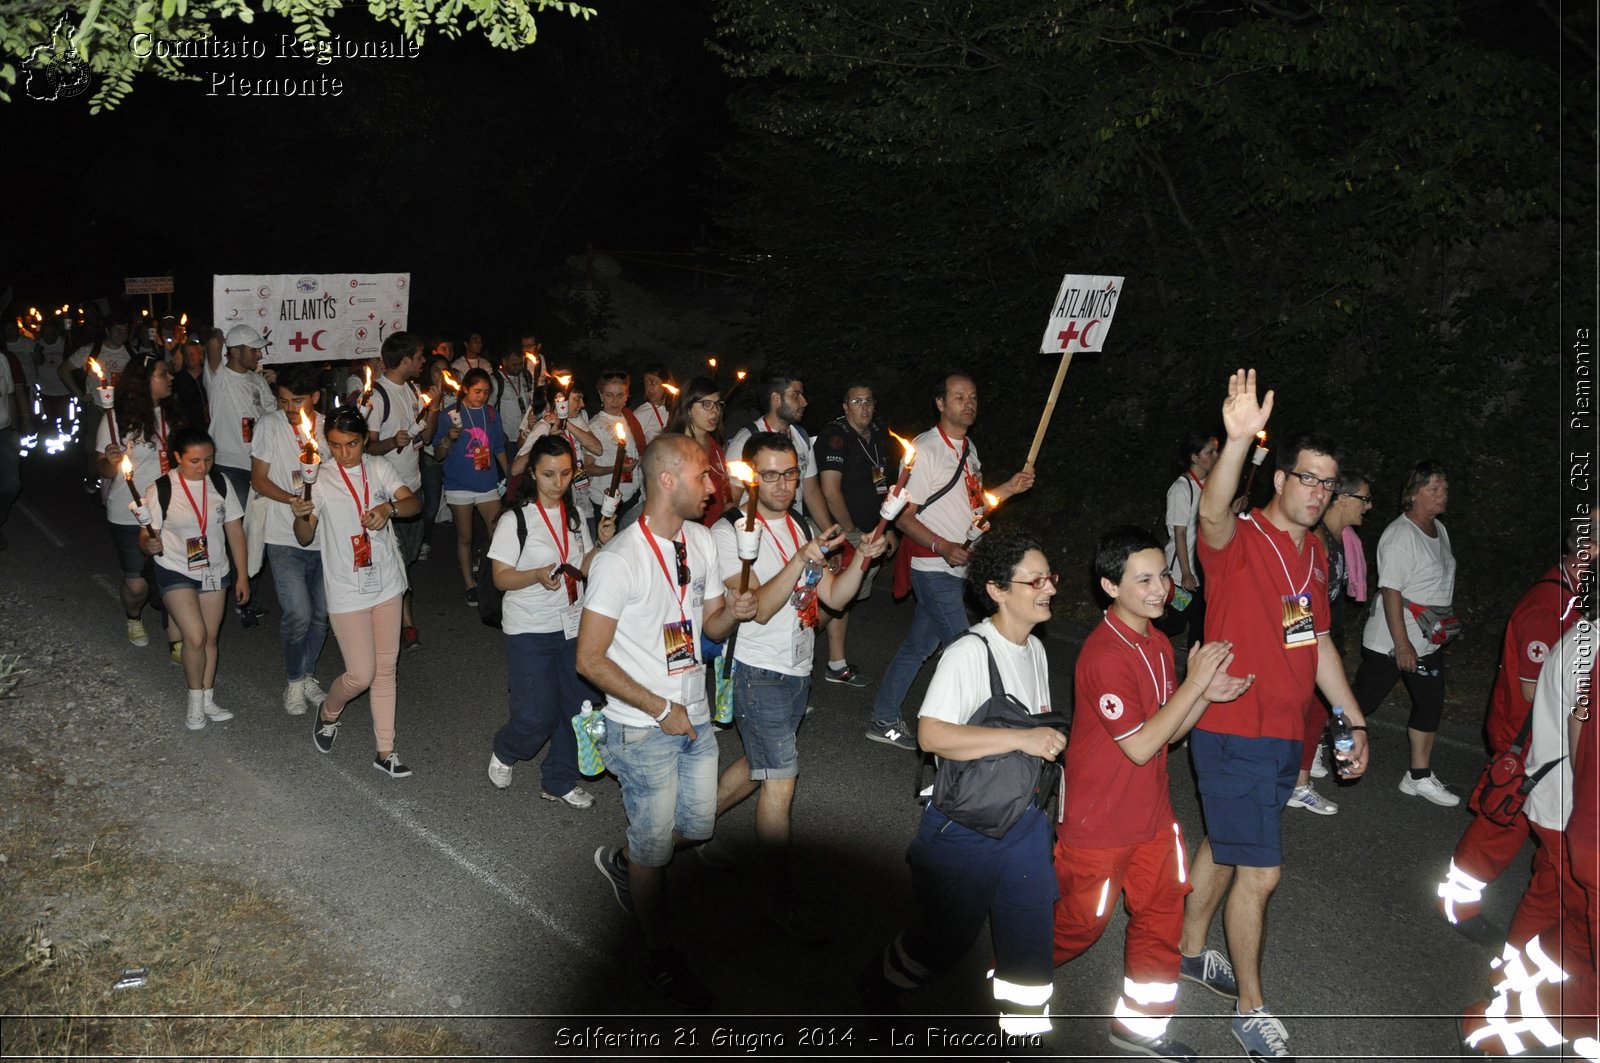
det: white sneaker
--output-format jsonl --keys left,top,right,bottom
{"left": 488, "top": 753, "right": 513, "bottom": 789}
{"left": 283, "top": 678, "right": 308, "bottom": 716}
{"left": 1287, "top": 784, "right": 1338, "bottom": 815}
{"left": 202, "top": 697, "right": 233, "bottom": 723}
{"left": 541, "top": 785, "right": 595, "bottom": 809}
{"left": 1308, "top": 746, "right": 1329, "bottom": 779}
{"left": 301, "top": 676, "right": 326, "bottom": 706}
{"left": 1399, "top": 771, "right": 1460, "bottom": 807}
{"left": 185, "top": 703, "right": 206, "bottom": 731}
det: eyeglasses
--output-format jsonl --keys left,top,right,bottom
{"left": 672, "top": 540, "right": 689, "bottom": 588}
{"left": 756, "top": 469, "right": 802, "bottom": 484}
{"left": 1001, "top": 573, "right": 1060, "bottom": 590}
{"left": 1287, "top": 470, "right": 1341, "bottom": 492}
{"left": 1341, "top": 492, "right": 1374, "bottom": 506}
{"left": 694, "top": 399, "right": 725, "bottom": 411}
{"left": 845, "top": 397, "right": 876, "bottom": 407}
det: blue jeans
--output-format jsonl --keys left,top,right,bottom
{"left": 871, "top": 568, "right": 970, "bottom": 725}
{"left": 897, "top": 804, "right": 1056, "bottom": 989}
{"left": 495, "top": 630, "right": 597, "bottom": 797}
{"left": 604, "top": 721, "right": 718, "bottom": 867}
{"left": 266, "top": 543, "right": 328, "bottom": 682}
{"left": 733, "top": 663, "right": 809, "bottom": 780}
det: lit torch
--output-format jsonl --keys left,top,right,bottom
{"left": 707, "top": 356, "right": 719, "bottom": 381}
{"left": 87, "top": 357, "right": 117, "bottom": 440}
{"left": 1243, "top": 429, "right": 1269, "bottom": 500}
{"left": 721, "top": 370, "right": 749, "bottom": 405}
{"left": 120, "top": 454, "right": 145, "bottom": 520}
{"left": 861, "top": 431, "right": 916, "bottom": 569}
{"left": 442, "top": 370, "right": 463, "bottom": 428}
{"left": 410, "top": 390, "right": 433, "bottom": 443}
{"left": 359, "top": 365, "right": 374, "bottom": 412}
{"left": 553, "top": 374, "right": 572, "bottom": 422}
{"left": 727, "top": 461, "right": 760, "bottom": 592}
{"left": 298, "top": 409, "right": 320, "bottom": 499}
{"left": 968, "top": 491, "right": 1001, "bottom": 545}
{"left": 608, "top": 421, "right": 630, "bottom": 493}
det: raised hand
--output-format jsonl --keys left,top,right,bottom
{"left": 1221, "top": 368, "right": 1275, "bottom": 443}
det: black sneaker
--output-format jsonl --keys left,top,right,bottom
{"left": 465, "top": 587, "right": 479, "bottom": 608}
{"left": 312, "top": 710, "right": 340, "bottom": 754}
{"left": 594, "top": 846, "right": 632, "bottom": 913}
{"left": 372, "top": 752, "right": 413, "bottom": 778}
{"left": 237, "top": 604, "right": 260, "bottom": 629}
{"left": 825, "top": 662, "right": 869, "bottom": 687}
{"left": 644, "top": 948, "right": 712, "bottom": 1012}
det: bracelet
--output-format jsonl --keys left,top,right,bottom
{"left": 653, "top": 698, "right": 673, "bottom": 723}
{"left": 1349, "top": 725, "right": 1368, "bottom": 732}
{"left": 930, "top": 535, "right": 942, "bottom": 554}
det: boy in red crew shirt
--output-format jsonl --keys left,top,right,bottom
{"left": 1054, "top": 527, "right": 1253, "bottom": 1062}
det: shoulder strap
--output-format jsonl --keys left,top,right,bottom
{"left": 156, "top": 475, "right": 172, "bottom": 521}
{"left": 963, "top": 630, "right": 1008, "bottom": 704}
{"left": 514, "top": 502, "right": 527, "bottom": 551}
{"left": 209, "top": 468, "right": 228, "bottom": 498}
{"left": 922, "top": 436, "right": 971, "bottom": 510}
{"left": 620, "top": 407, "right": 647, "bottom": 454}
{"left": 376, "top": 379, "right": 393, "bottom": 426}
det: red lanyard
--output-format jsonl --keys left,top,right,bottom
{"left": 337, "top": 461, "right": 370, "bottom": 521}
{"left": 756, "top": 512, "right": 802, "bottom": 564}
{"left": 177, "top": 473, "right": 208, "bottom": 539}
{"left": 649, "top": 403, "right": 664, "bottom": 429}
{"left": 535, "top": 499, "right": 570, "bottom": 564}
{"left": 639, "top": 517, "right": 689, "bottom": 626}
{"left": 937, "top": 425, "right": 964, "bottom": 454}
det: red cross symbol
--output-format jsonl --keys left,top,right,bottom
{"left": 288, "top": 331, "right": 311, "bottom": 353}
{"left": 1058, "top": 319, "right": 1100, "bottom": 351}
{"left": 368, "top": 312, "right": 377, "bottom": 321}
{"left": 355, "top": 327, "right": 368, "bottom": 340}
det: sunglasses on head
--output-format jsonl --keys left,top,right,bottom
{"left": 673, "top": 540, "right": 689, "bottom": 588}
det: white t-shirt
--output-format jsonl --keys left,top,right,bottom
{"left": 1526, "top": 620, "right": 1593, "bottom": 830}
{"left": 905, "top": 426, "right": 983, "bottom": 578}
{"left": 371, "top": 375, "right": 423, "bottom": 491}
{"left": 1362, "top": 516, "right": 1457, "bottom": 656}
{"left": 148, "top": 470, "right": 245, "bottom": 578}
{"left": 450, "top": 355, "right": 496, "bottom": 378}
{"left": 499, "top": 372, "right": 534, "bottom": 440}
{"left": 634, "top": 401, "right": 670, "bottom": 445}
{"left": 4, "top": 338, "right": 36, "bottom": 394}
{"left": 918, "top": 619, "right": 1051, "bottom": 724}
{"left": 307, "top": 457, "right": 409, "bottom": 613}
{"left": 69, "top": 342, "right": 133, "bottom": 383}
{"left": 517, "top": 418, "right": 596, "bottom": 518}
{"left": 726, "top": 418, "right": 817, "bottom": 482}
{"left": 713, "top": 511, "right": 817, "bottom": 677}
{"left": 585, "top": 518, "right": 724, "bottom": 728}
{"left": 36, "top": 339, "right": 68, "bottom": 397}
{"left": 97, "top": 411, "right": 171, "bottom": 526}
{"left": 251, "top": 410, "right": 329, "bottom": 548}
{"left": 1164, "top": 472, "right": 1204, "bottom": 579}
{"left": 490, "top": 499, "right": 596, "bottom": 636}
{"left": 586, "top": 410, "right": 644, "bottom": 507}
{"left": 204, "top": 361, "right": 275, "bottom": 471}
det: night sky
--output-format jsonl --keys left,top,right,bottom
{"left": 8, "top": 1, "right": 730, "bottom": 342}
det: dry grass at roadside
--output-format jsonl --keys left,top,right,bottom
{"left": 0, "top": 741, "right": 479, "bottom": 1059}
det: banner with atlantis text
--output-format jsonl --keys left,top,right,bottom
{"left": 212, "top": 273, "right": 410, "bottom": 363}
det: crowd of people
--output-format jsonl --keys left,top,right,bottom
{"left": 3, "top": 313, "right": 1597, "bottom": 1060}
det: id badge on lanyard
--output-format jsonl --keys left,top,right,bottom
{"left": 352, "top": 532, "right": 382, "bottom": 595}
{"left": 1281, "top": 592, "right": 1316, "bottom": 648}
{"left": 871, "top": 464, "right": 887, "bottom": 495}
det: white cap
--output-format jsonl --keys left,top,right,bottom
{"left": 224, "top": 324, "right": 269, "bottom": 350}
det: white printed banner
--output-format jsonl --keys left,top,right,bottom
{"left": 1038, "top": 274, "right": 1123, "bottom": 354}
{"left": 212, "top": 273, "right": 410, "bottom": 363}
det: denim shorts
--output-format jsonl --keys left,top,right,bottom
{"left": 154, "top": 563, "right": 235, "bottom": 596}
{"left": 1190, "top": 730, "right": 1301, "bottom": 868}
{"left": 604, "top": 721, "right": 717, "bottom": 867}
{"left": 732, "top": 663, "right": 809, "bottom": 780}
{"left": 108, "top": 522, "right": 149, "bottom": 577}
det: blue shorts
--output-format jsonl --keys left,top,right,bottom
{"left": 154, "top": 564, "right": 234, "bottom": 596}
{"left": 604, "top": 722, "right": 717, "bottom": 867}
{"left": 1190, "top": 730, "right": 1301, "bottom": 868}
{"left": 732, "top": 663, "right": 809, "bottom": 780}
{"left": 108, "top": 522, "right": 148, "bottom": 578}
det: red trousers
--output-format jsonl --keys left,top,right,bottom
{"left": 1053, "top": 824, "right": 1191, "bottom": 1037}
{"left": 1443, "top": 766, "right": 1535, "bottom": 922}
{"left": 1509, "top": 823, "right": 1593, "bottom": 975}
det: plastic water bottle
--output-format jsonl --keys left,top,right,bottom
{"left": 580, "top": 700, "right": 606, "bottom": 745}
{"left": 1329, "top": 705, "right": 1356, "bottom": 777}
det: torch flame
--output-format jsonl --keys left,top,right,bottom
{"left": 418, "top": 391, "right": 433, "bottom": 408}
{"left": 726, "top": 460, "right": 755, "bottom": 486}
{"left": 120, "top": 455, "right": 133, "bottom": 479}
{"left": 613, "top": 421, "right": 627, "bottom": 443}
{"left": 524, "top": 351, "right": 538, "bottom": 369}
{"left": 736, "top": 370, "right": 747, "bottom": 381}
{"left": 363, "top": 366, "right": 373, "bottom": 392}
{"left": 1256, "top": 430, "right": 1267, "bottom": 443}
{"left": 555, "top": 374, "right": 572, "bottom": 390}
{"left": 179, "top": 313, "right": 188, "bottom": 326}
{"left": 708, "top": 357, "right": 718, "bottom": 370}
{"left": 662, "top": 383, "right": 680, "bottom": 397}
{"left": 87, "top": 357, "right": 107, "bottom": 383}
{"left": 299, "top": 410, "right": 319, "bottom": 461}
{"left": 887, "top": 430, "right": 916, "bottom": 466}
{"left": 983, "top": 492, "right": 1000, "bottom": 509}
{"left": 442, "top": 370, "right": 461, "bottom": 392}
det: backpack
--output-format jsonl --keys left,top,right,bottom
{"left": 476, "top": 505, "right": 528, "bottom": 628}
{"left": 927, "top": 631, "right": 1070, "bottom": 838}
{"left": 1479, "top": 709, "right": 1566, "bottom": 828}
{"left": 155, "top": 469, "right": 229, "bottom": 523}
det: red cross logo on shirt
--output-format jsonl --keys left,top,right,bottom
{"left": 1098, "top": 693, "right": 1124, "bottom": 721}
{"left": 1527, "top": 641, "right": 1549, "bottom": 664}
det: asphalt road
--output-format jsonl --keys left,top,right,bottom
{"left": 3, "top": 446, "right": 1530, "bottom": 1060}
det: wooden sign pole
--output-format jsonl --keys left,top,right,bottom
{"left": 1022, "top": 351, "right": 1074, "bottom": 472}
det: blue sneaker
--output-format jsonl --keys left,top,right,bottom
{"left": 1179, "top": 948, "right": 1238, "bottom": 999}
{"left": 1232, "top": 1007, "right": 1293, "bottom": 1059}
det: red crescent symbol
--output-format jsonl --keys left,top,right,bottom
{"left": 311, "top": 330, "right": 328, "bottom": 352}
{"left": 348, "top": 296, "right": 356, "bottom": 306}
{"left": 1080, "top": 320, "right": 1099, "bottom": 348}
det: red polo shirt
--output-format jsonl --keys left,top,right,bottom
{"left": 1486, "top": 565, "right": 1580, "bottom": 754}
{"left": 1195, "top": 510, "right": 1330, "bottom": 741}
{"left": 1061, "top": 611, "right": 1179, "bottom": 849}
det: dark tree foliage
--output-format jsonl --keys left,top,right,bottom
{"left": 712, "top": 0, "right": 1595, "bottom": 635}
